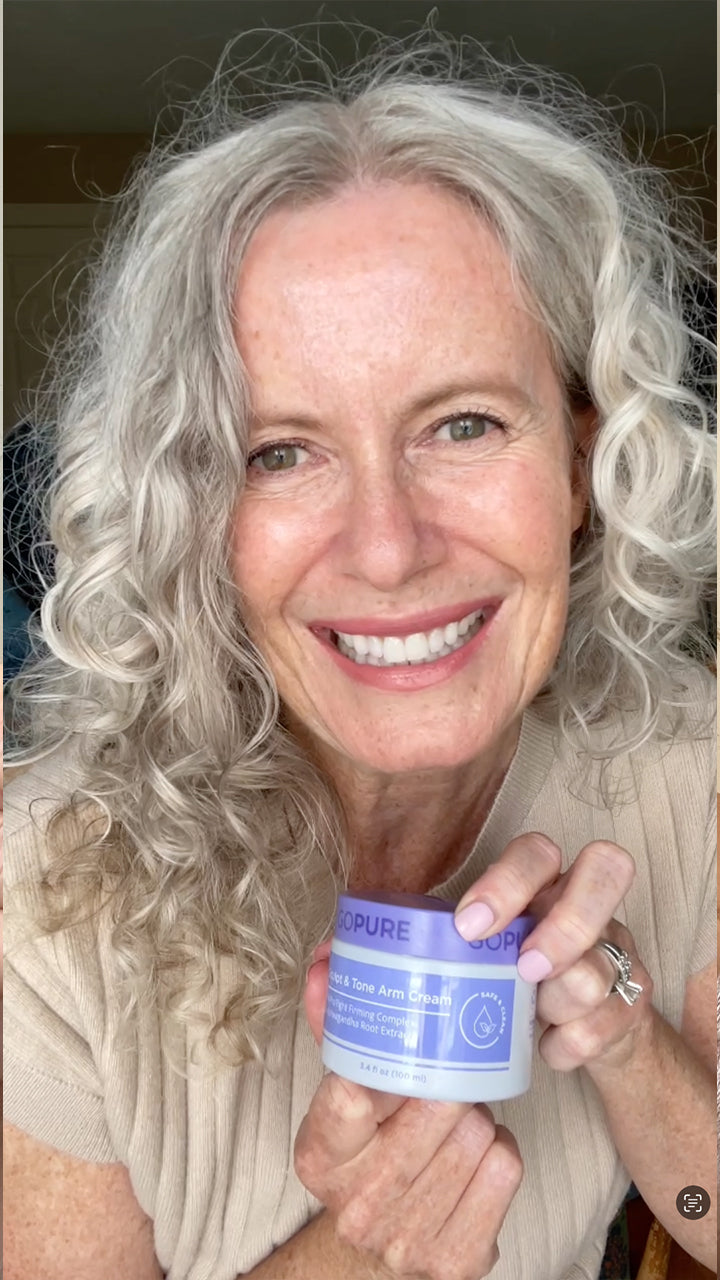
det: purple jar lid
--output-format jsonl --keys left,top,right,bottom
{"left": 335, "top": 890, "right": 535, "bottom": 964}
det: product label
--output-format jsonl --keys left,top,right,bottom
{"left": 334, "top": 901, "right": 533, "bottom": 963}
{"left": 324, "top": 954, "right": 516, "bottom": 1067}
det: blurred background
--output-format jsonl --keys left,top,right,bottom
{"left": 4, "top": 0, "right": 716, "bottom": 432}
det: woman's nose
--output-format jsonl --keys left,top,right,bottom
{"left": 335, "top": 467, "right": 445, "bottom": 592}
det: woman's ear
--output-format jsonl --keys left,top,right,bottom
{"left": 570, "top": 404, "right": 598, "bottom": 533}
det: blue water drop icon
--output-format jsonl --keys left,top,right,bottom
{"left": 473, "top": 1004, "right": 497, "bottom": 1039}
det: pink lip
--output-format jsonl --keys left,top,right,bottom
{"left": 309, "top": 598, "right": 499, "bottom": 639}
{"left": 312, "top": 605, "right": 498, "bottom": 692}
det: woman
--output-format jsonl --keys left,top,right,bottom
{"left": 4, "top": 28, "right": 716, "bottom": 1280}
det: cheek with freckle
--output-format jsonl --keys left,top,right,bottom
{"left": 479, "top": 468, "right": 572, "bottom": 567}
{"left": 230, "top": 498, "right": 328, "bottom": 668}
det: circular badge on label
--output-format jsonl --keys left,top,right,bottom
{"left": 459, "top": 990, "right": 507, "bottom": 1050}
{"left": 675, "top": 1186, "right": 711, "bottom": 1219}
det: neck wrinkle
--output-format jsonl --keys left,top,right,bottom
{"left": 346, "top": 722, "right": 523, "bottom": 897}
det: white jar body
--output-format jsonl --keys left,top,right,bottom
{"left": 321, "top": 938, "right": 537, "bottom": 1103}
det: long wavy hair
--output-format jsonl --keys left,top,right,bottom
{"left": 5, "top": 23, "right": 716, "bottom": 1072}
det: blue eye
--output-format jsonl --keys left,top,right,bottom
{"left": 246, "top": 409, "right": 507, "bottom": 478}
{"left": 435, "top": 412, "right": 505, "bottom": 442}
{"left": 247, "top": 441, "right": 310, "bottom": 472}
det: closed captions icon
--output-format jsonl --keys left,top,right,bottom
{"left": 675, "top": 1186, "right": 710, "bottom": 1219}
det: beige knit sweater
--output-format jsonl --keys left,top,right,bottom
{"left": 4, "top": 668, "right": 716, "bottom": 1280}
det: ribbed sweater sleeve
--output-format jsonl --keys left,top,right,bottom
{"left": 4, "top": 800, "right": 117, "bottom": 1163}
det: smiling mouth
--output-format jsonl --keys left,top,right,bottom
{"left": 326, "top": 607, "right": 488, "bottom": 668}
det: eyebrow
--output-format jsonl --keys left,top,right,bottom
{"left": 405, "top": 378, "right": 542, "bottom": 421}
{"left": 250, "top": 377, "right": 543, "bottom": 432}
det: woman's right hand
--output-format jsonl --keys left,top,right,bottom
{"left": 297, "top": 943, "right": 524, "bottom": 1280}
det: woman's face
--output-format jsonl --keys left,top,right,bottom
{"left": 231, "top": 182, "right": 586, "bottom": 774}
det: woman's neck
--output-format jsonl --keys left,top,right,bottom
{"left": 337, "top": 724, "right": 521, "bottom": 896}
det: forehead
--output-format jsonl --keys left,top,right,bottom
{"left": 233, "top": 182, "right": 555, "bottom": 403}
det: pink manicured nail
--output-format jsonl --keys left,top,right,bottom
{"left": 517, "top": 949, "right": 553, "bottom": 982}
{"left": 454, "top": 901, "right": 495, "bottom": 941}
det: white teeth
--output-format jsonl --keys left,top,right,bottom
{"left": 403, "top": 632, "right": 430, "bottom": 661}
{"left": 334, "top": 609, "right": 486, "bottom": 668}
{"left": 428, "top": 628, "right": 445, "bottom": 654}
{"left": 382, "top": 636, "right": 407, "bottom": 664}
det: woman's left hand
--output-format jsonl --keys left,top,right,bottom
{"left": 453, "top": 834, "right": 655, "bottom": 1074}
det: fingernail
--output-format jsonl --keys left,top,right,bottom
{"left": 454, "top": 901, "right": 496, "bottom": 941}
{"left": 517, "top": 949, "right": 553, "bottom": 982}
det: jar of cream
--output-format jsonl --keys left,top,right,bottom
{"left": 321, "top": 890, "right": 537, "bottom": 1103}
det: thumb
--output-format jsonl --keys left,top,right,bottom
{"left": 303, "top": 941, "right": 333, "bottom": 1046}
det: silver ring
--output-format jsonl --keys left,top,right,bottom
{"left": 594, "top": 940, "right": 644, "bottom": 1006}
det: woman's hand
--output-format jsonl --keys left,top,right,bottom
{"left": 297, "top": 945, "right": 524, "bottom": 1280}
{"left": 453, "top": 834, "right": 655, "bottom": 1073}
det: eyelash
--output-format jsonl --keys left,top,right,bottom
{"left": 246, "top": 408, "right": 510, "bottom": 473}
